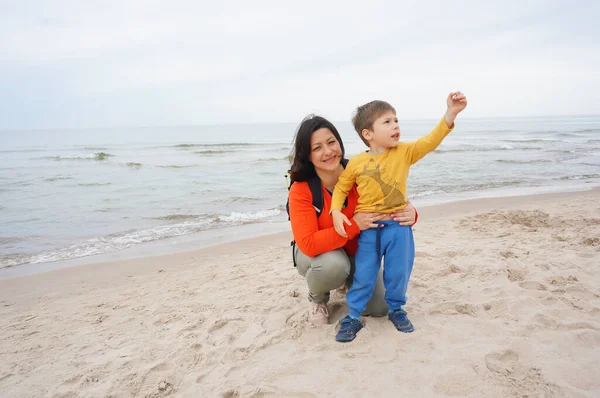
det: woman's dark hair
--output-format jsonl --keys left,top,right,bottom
{"left": 289, "top": 114, "right": 345, "bottom": 182}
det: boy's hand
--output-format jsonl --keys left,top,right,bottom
{"left": 444, "top": 91, "right": 467, "bottom": 126}
{"left": 446, "top": 91, "right": 467, "bottom": 114}
{"left": 332, "top": 209, "right": 351, "bottom": 238}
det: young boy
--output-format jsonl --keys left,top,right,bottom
{"left": 331, "top": 92, "right": 467, "bottom": 342}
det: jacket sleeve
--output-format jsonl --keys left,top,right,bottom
{"left": 411, "top": 207, "right": 419, "bottom": 226}
{"left": 289, "top": 182, "right": 360, "bottom": 257}
{"left": 405, "top": 117, "right": 454, "bottom": 165}
{"left": 331, "top": 161, "right": 357, "bottom": 212}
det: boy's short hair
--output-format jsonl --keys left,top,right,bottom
{"left": 352, "top": 100, "right": 396, "bottom": 146}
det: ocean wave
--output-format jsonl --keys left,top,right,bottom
{"left": 124, "top": 162, "right": 143, "bottom": 168}
{"left": 435, "top": 146, "right": 541, "bottom": 154}
{"left": 556, "top": 133, "right": 583, "bottom": 138}
{"left": 559, "top": 174, "right": 600, "bottom": 180}
{"left": 413, "top": 180, "right": 525, "bottom": 198}
{"left": 495, "top": 159, "right": 552, "bottom": 164}
{"left": 82, "top": 147, "right": 110, "bottom": 151}
{"left": 225, "top": 196, "right": 263, "bottom": 203}
{"left": 193, "top": 149, "right": 240, "bottom": 155}
{"left": 0, "top": 208, "right": 282, "bottom": 268}
{"left": 36, "top": 152, "right": 115, "bottom": 161}
{"left": 219, "top": 209, "right": 281, "bottom": 222}
{"left": 6, "top": 180, "right": 33, "bottom": 187}
{"left": 500, "top": 139, "right": 558, "bottom": 143}
{"left": 0, "top": 236, "right": 25, "bottom": 246}
{"left": 45, "top": 176, "right": 74, "bottom": 182}
{"left": 575, "top": 128, "right": 600, "bottom": 133}
{"left": 157, "top": 164, "right": 201, "bottom": 169}
{"left": 548, "top": 149, "right": 577, "bottom": 154}
{"left": 77, "top": 182, "right": 112, "bottom": 187}
{"left": 255, "top": 156, "right": 289, "bottom": 162}
{"left": 411, "top": 189, "right": 446, "bottom": 198}
{"left": 150, "top": 214, "right": 200, "bottom": 221}
{"left": 172, "top": 143, "right": 261, "bottom": 149}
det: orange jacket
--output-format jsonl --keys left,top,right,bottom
{"left": 288, "top": 181, "right": 361, "bottom": 257}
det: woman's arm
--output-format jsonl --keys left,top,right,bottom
{"left": 289, "top": 182, "right": 360, "bottom": 257}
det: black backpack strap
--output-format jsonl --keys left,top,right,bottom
{"left": 307, "top": 176, "right": 323, "bottom": 217}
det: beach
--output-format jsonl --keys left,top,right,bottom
{"left": 0, "top": 188, "right": 598, "bottom": 397}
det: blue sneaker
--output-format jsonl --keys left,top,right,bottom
{"left": 335, "top": 315, "right": 363, "bottom": 342}
{"left": 388, "top": 309, "right": 414, "bottom": 333}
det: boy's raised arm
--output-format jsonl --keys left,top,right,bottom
{"left": 406, "top": 91, "right": 467, "bottom": 164}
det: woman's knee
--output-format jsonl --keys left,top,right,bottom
{"left": 310, "top": 249, "right": 351, "bottom": 278}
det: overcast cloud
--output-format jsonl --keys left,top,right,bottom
{"left": 1, "top": 0, "right": 599, "bottom": 129}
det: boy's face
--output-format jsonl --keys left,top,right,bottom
{"left": 362, "top": 111, "right": 400, "bottom": 152}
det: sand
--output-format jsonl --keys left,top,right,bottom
{"left": 1, "top": 188, "right": 599, "bottom": 397}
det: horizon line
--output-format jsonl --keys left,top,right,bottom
{"left": 1, "top": 113, "right": 599, "bottom": 133}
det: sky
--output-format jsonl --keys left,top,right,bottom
{"left": 1, "top": 0, "right": 599, "bottom": 129}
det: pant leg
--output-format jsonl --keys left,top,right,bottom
{"left": 345, "top": 228, "right": 382, "bottom": 319}
{"left": 294, "top": 245, "right": 351, "bottom": 304}
{"left": 364, "top": 268, "right": 388, "bottom": 317}
{"left": 345, "top": 257, "right": 388, "bottom": 317}
{"left": 381, "top": 224, "right": 415, "bottom": 311}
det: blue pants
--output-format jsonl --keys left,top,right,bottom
{"left": 346, "top": 220, "right": 415, "bottom": 319}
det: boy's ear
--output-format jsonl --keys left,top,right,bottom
{"left": 361, "top": 128, "right": 372, "bottom": 141}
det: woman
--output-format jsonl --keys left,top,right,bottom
{"left": 288, "top": 115, "right": 418, "bottom": 325}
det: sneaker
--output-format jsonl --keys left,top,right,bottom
{"left": 335, "top": 315, "right": 363, "bottom": 342}
{"left": 388, "top": 309, "right": 414, "bottom": 333}
{"left": 335, "top": 284, "right": 348, "bottom": 294}
{"left": 308, "top": 301, "right": 329, "bottom": 325}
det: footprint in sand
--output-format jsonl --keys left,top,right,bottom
{"left": 177, "top": 318, "right": 206, "bottom": 338}
{"left": 455, "top": 303, "right": 478, "bottom": 317}
{"left": 174, "top": 343, "right": 204, "bottom": 370}
{"left": 232, "top": 323, "right": 265, "bottom": 351}
{"left": 485, "top": 349, "right": 519, "bottom": 375}
{"left": 518, "top": 281, "right": 547, "bottom": 291}
{"left": 205, "top": 317, "right": 266, "bottom": 351}
{"left": 428, "top": 301, "right": 479, "bottom": 317}
{"left": 582, "top": 237, "right": 599, "bottom": 246}
{"left": 506, "top": 267, "right": 527, "bottom": 282}
{"left": 130, "top": 362, "right": 175, "bottom": 398}
{"left": 557, "top": 321, "right": 600, "bottom": 331}
{"left": 532, "top": 313, "right": 559, "bottom": 328}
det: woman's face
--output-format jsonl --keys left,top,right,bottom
{"left": 309, "top": 127, "right": 342, "bottom": 173}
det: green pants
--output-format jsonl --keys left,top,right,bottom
{"left": 293, "top": 246, "right": 388, "bottom": 317}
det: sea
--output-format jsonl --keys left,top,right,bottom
{"left": 1, "top": 115, "right": 599, "bottom": 274}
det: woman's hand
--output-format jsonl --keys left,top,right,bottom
{"left": 353, "top": 212, "right": 387, "bottom": 231}
{"left": 390, "top": 202, "right": 417, "bottom": 226}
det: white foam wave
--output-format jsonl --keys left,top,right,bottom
{"left": 1, "top": 208, "right": 282, "bottom": 268}
{"left": 221, "top": 209, "right": 281, "bottom": 222}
